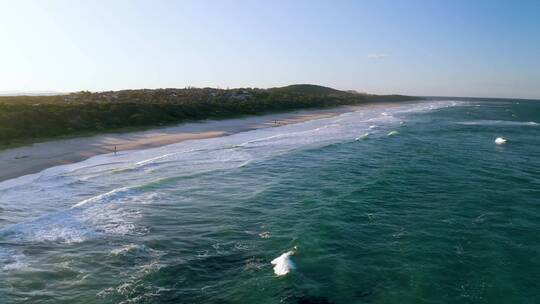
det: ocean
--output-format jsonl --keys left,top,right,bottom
{"left": 0, "top": 98, "right": 539, "bottom": 303}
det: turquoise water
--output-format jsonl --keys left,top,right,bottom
{"left": 1, "top": 99, "right": 539, "bottom": 303}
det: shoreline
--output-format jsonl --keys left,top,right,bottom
{"left": 0, "top": 103, "right": 402, "bottom": 182}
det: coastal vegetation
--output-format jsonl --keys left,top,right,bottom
{"left": 0, "top": 84, "right": 415, "bottom": 147}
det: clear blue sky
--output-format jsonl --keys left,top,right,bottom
{"left": 1, "top": 0, "right": 539, "bottom": 98}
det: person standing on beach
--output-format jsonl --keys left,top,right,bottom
{"left": 114, "top": 146, "right": 117, "bottom": 155}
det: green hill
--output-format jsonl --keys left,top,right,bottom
{"left": 269, "top": 84, "right": 348, "bottom": 96}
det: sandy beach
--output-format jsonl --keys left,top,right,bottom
{"left": 0, "top": 104, "right": 398, "bottom": 182}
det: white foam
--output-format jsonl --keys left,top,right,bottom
{"left": 458, "top": 120, "right": 538, "bottom": 126}
{"left": 387, "top": 130, "right": 399, "bottom": 136}
{"left": 495, "top": 137, "right": 507, "bottom": 145}
{"left": 271, "top": 247, "right": 296, "bottom": 276}
{"left": 71, "top": 186, "right": 133, "bottom": 209}
{"left": 0, "top": 249, "right": 28, "bottom": 271}
{"left": 134, "top": 153, "right": 176, "bottom": 166}
{"left": 0, "top": 188, "right": 152, "bottom": 244}
{"left": 355, "top": 132, "right": 370, "bottom": 140}
{"left": 258, "top": 231, "right": 271, "bottom": 239}
{"left": 0, "top": 212, "right": 96, "bottom": 244}
{"left": 3, "top": 256, "right": 27, "bottom": 271}
{"left": 110, "top": 244, "right": 142, "bottom": 256}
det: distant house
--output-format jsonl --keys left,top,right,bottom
{"left": 231, "top": 92, "right": 250, "bottom": 100}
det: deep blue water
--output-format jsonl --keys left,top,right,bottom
{"left": 0, "top": 99, "right": 539, "bottom": 303}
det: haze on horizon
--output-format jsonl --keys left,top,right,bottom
{"left": 1, "top": 0, "right": 539, "bottom": 99}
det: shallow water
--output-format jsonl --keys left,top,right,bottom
{"left": 1, "top": 98, "right": 539, "bottom": 303}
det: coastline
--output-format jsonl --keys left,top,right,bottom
{"left": 0, "top": 103, "right": 402, "bottom": 182}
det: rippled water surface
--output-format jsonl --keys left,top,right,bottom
{"left": 1, "top": 99, "right": 539, "bottom": 303}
